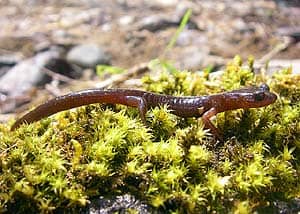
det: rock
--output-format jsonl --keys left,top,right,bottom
{"left": 176, "top": 30, "right": 208, "bottom": 46}
{"left": 174, "top": 46, "right": 210, "bottom": 70}
{"left": 256, "top": 198, "right": 300, "bottom": 213}
{"left": 269, "top": 59, "right": 300, "bottom": 75}
{"left": 232, "top": 19, "right": 255, "bottom": 34}
{"left": 254, "top": 59, "right": 300, "bottom": 75}
{"left": 0, "top": 53, "right": 23, "bottom": 66}
{"left": 137, "top": 14, "right": 179, "bottom": 32}
{"left": 0, "top": 48, "right": 69, "bottom": 113}
{"left": 0, "top": 66, "right": 10, "bottom": 78}
{"left": 45, "top": 58, "right": 81, "bottom": 79}
{"left": 66, "top": 44, "right": 111, "bottom": 68}
{"left": 118, "top": 15, "right": 134, "bottom": 26}
{"left": 0, "top": 46, "right": 79, "bottom": 113}
{"left": 136, "top": 5, "right": 198, "bottom": 32}
{"left": 0, "top": 49, "right": 60, "bottom": 97}
{"left": 86, "top": 194, "right": 154, "bottom": 214}
{"left": 146, "top": 0, "right": 179, "bottom": 7}
{"left": 276, "top": 26, "right": 300, "bottom": 42}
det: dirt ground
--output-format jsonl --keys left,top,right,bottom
{"left": 0, "top": 0, "right": 299, "bottom": 67}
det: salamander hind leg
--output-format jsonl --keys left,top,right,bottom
{"left": 124, "top": 96, "right": 148, "bottom": 124}
{"left": 202, "top": 107, "right": 223, "bottom": 142}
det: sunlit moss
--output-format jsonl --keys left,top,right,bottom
{"left": 0, "top": 57, "right": 300, "bottom": 212}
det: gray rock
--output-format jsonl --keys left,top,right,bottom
{"left": 87, "top": 194, "right": 154, "bottom": 214}
{"left": 118, "top": 15, "right": 134, "bottom": 26}
{"left": 0, "top": 48, "right": 74, "bottom": 113}
{"left": 256, "top": 198, "right": 300, "bottom": 213}
{"left": 0, "top": 66, "right": 10, "bottom": 78}
{"left": 176, "top": 30, "right": 208, "bottom": 46}
{"left": 67, "top": 44, "right": 111, "bottom": 68}
{"left": 0, "top": 50, "right": 60, "bottom": 97}
{"left": 276, "top": 26, "right": 300, "bottom": 42}
{"left": 146, "top": 0, "right": 178, "bottom": 7}
{"left": 137, "top": 15, "right": 179, "bottom": 32}
{"left": 269, "top": 59, "right": 300, "bottom": 75}
{"left": 0, "top": 53, "right": 23, "bottom": 66}
{"left": 174, "top": 46, "right": 210, "bottom": 70}
{"left": 254, "top": 59, "right": 300, "bottom": 75}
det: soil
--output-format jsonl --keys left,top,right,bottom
{"left": 0, "top": 0, "right": 299, "bottom": 67}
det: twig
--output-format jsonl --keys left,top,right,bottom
{"left": 257, "top": 37, "right": 293, "bottom": 64}
{"left": 95, "top": 62, "right": 149, "bottom": 88}
{"left": 41, "top": 67, "right": 76, "bottom": 83}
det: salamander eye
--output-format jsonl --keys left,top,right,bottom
{"left": 260, "top": 84, "right": 270, "bottom": 92}
{"left": 254, "top": 92, "right": 265, "bottom": 101}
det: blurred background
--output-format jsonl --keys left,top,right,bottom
{"left": 0, "top": 0, "right": 299, "bottom": 119}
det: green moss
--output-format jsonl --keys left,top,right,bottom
{"left": 1, "top": 57, "right": 300, "bottom": 213}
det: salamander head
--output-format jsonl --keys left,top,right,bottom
{"left": 229, "top": 84, "right": 277, "bottom": 109}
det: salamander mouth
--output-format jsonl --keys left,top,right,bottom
{"left": 259, "top": 84, "right": 277, "bottom": 105}
{"left": 268, "top": 92, "right": 277, "bottom": 104}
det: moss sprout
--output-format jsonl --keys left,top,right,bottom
{"left": 1, "top": 57, "right": 300, "bottom": 213}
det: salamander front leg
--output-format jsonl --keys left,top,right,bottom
{"left": 124, "top": 96, "right": 148, "bottom": 124}
{"left": 201, "top": 107, "right": 223, "bottom": 142}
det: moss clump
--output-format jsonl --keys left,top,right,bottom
{"left": 1, "top": 57, "right": 300, "bottom": 213}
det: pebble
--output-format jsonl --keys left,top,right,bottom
{"left": 0, "top": 53, "right": 23, "bottom": 66}
{"left": 137, "top": 15, "right": 179, "bottom": 32}
{"left": 276, "top": 26, "right": 300, "bottom": 42}
{"left": 66, "top": 44, "right": 111, "bottom": 68}
{"left": 118, "top": 15, "right": 134, "bottom": 26}
{"left": 0, "top": 66, "right": 10, "bottom": 78}
{"left": 147, "top": 0, "right": 178, "bottom": 7}
{"left": 174, "top": 46, "right": 210, "bottom": 70}
{"left": 268, "top": 59, "right": 300, "bottom": 75}
{"left": 176, "top": 29, "right": 208, "bottom": 46}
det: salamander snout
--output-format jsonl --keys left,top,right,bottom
{"left": 253, "top": 84, "right": 277, "bottom": 106}
{"left": 267, "top": 91, "right": 277, "bottom": 104}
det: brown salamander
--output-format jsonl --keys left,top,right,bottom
{"left": 11, "top": 84, "right": 277, "bottom": 141}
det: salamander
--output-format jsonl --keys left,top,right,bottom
{"left": 11, "top": 84, "right": 277, "bottom": 141}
